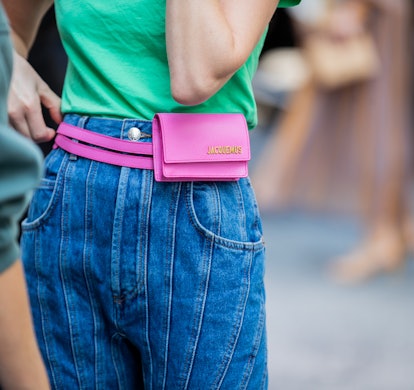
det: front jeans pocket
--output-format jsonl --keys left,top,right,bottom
{"left": 22, "top": 149, "right": 68, "bottom": 230}
{"left": 186, "top": 178, "right": 264, "bottom": 249}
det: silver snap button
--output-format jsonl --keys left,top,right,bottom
{"left": 128, "top": 127, "right": 142, "bottom": 141}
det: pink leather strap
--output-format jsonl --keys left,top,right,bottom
{"left": 54, "top": 123, "right": 154, "bottom": 170}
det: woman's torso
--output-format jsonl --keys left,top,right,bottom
{"left": 54, "top": 0, "right": 266, "bottom": 129}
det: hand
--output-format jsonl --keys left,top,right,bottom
{"left": 8, "top": 51, "right": 62, "bottom": 143}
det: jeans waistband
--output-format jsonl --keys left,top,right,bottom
{"left": 54, "top": 117, "right": 154, "bottom": 170}
{"left": 63, "top": 114, "right": 153, "bottom": 140}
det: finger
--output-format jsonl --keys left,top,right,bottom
{"left": 7, "top": 92, "right": 32, "bottom": 138}
{"left": 38, "top": 80, "right": 62, "bottom": 125}
{"left": 8, "top": 110, "right": 31, "bottom": 138}
{"left": 24, "top": 100, "right": 56, "bottom": 143}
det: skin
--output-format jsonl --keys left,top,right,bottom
{"left": 166, "top": 0, "right": 280, "bottom": 104}
{"left": 3, "top": 0, "right": 60, "bottom": 142}
{"left": 3, "top": 0, "right": 280, "bottom": 139}
{"left": 0, "top": 260, "right": 50, "bottom": 389}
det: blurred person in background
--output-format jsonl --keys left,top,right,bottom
{"left": 0, "top": 4, "right": 50, "bottom": 389}
{"left": 252, "top": 0, "right": 413, "bottom": 283}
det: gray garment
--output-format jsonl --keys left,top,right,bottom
{"left": 0, "top": 4, "right": 43, "bottom": 272}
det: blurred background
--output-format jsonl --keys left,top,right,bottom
{"left": 29, "top": 2, "right": 414, "bottom": 389}
{"left": 251, "top": 1, "right": 414, "bottom": 389}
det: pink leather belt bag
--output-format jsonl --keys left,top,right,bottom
{"left": 54, "top": 113, "right": 251, "bottom": 182}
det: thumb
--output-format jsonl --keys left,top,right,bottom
{"left": 38, "top": 80, "right": 63, "bottom": 125}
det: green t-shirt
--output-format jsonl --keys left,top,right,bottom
{"left": 55, "top": 0, "right": 300, "bottom": 129}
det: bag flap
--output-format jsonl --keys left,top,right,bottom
{"left": 154, "top": 113, "right": 250, "bottom": 163}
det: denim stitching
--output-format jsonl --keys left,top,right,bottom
{"left": 111, "top": 333, "right": 125, "bottom": 388}
{"left": 59, "top": 161, "right": 85, "bottom": 388}
{"left": 260, "top": 364, "right": 268, "bottom": 390}
{"left": 246, "top": 177, "right": 262, "bottom": 239}
{"left": 236, "top": 180, "right": 248, "bottom": 242}
{"left": 84, "top": 161, "right": 101, "bottom": 387}
{"left": 135, "top": 170, "right": 152, "bottom": 294}
{"left": 35, "top": 230, "right": 61, "bottom": 389}
{"left": 186, "top": 183, "right": 264, "bottom": 251}
{"left": 160, "top": 182, "right": 181, "bottom": 389}
{"left": 143, "top": 171, "right": 154, "bottom": 390}
{"left": 21, "top": 151, "right": 70, "bottom": 230}
{"left": 239, "top": 281, "right": 266, "bottom": 389}
{"left": 111, "top": 167, "right": 130, "bottom": 301}
{"left": 211, "top": 250, "right": 253, "bottom": 389}
{"left": 178, "top": 234, "right": 214, "bottom": 390}
{"left": 212, "top": 182, "right": 222, "bottom": 237}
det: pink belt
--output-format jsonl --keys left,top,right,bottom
{"left": 54, "top": 122, "right": 154, "bottom": 170}
{"left": 54, "top": 113, "right": 250, "bottom": 182}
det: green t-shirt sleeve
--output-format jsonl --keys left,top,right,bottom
{"left": 278, "top": 0, "right": 301, "bottom": 7}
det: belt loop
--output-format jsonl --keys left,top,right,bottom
{"left": 121, "top": 118, "right": 127, "bottom": 140}
{"left": 77, "top": 115, "right": 90, "bottom": 129}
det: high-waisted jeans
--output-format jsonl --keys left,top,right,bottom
{"left": 21, "top": 114, "right": 267, "bottom": 389}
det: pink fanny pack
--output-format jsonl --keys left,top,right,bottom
{"left": 54, "top": 113, "right": 250, "bottom": 182}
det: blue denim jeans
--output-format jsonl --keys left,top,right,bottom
{"left": 21, "top": 114, "right": 267, "bottom": 389}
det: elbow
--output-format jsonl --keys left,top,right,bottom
{"left": 168, "top": 52, "right": 245, "bottom": 106}
{"left": 169, "top": 64, "right": 237, "bottom": 106}
{"left": 171, "top": 87, "right": 211, "bottom": 106}
{"left": 170, "top": 76, "right": 219, "bottom": 106}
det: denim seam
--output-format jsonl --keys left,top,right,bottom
{"left": 250, "top": 183, "right": 263, "bottom": 238}
{"left": 136, "top": 171, "right": 150, "bottom": 296}
{"left": 212, "top": 182, "right": 222, "bottom": 237}
{"left": 161, "top": 182, "right": 182, "bottom": 390}
{"left": 178, "top": 236, "right": 214, "bottom": 390}
{"left": 84, "top": 162, "right": 100, "bottom": 387}
{"left": 211, "top": 249, "right": 253, "bottom": 389}
{"left": 236, "top": 180, "right": 248, "bottom": 242}
{"left": 111, "top": 167, "right": 131, "bottom": 302}
{"left": 59, "top": 161, "right": 84, "bottom": 388}
{"left": 35, "top": 230, "right": 61, "bottom": 389}
{"left": 21, "top": 151, "right": 70, "bottom": 231}
{"left": 110, "top": 333, "right": 125, "bottom": 388}
{"left": 185, "top": 184, "right": 264, "bottom": 251}
{"left": 260, "top": 363, "right": 268, "bottom": 390}
{"left": 239, "top": 285, "right": 266, "bottom": 389}
{"left": 143, "top": 171, "right": 154, "bottom": 390}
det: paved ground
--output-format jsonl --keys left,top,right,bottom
{"left": 248, "top": 124, "right": 414, "bottom": 390}
{"left": 262, "top": 211, "right": 414, "bottom": 390}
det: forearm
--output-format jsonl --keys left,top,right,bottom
{"left": 1, "top": 0, "right": 53, "bottom": 57}
{"left": 1, "top": 0, "right": 61, "bottom": 141}
{"left": 0, "top": 260, "right": 50, "bottom": 389}
{"left": 166, "top": 0, "right": 279, "bottom": 104}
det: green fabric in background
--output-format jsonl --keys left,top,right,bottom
{"left": 279, "top": 0, "right": 301, "bottom": 7}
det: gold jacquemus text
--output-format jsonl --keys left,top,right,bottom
{"left": 207, "top": 146, "right": 243, "bottom": 155}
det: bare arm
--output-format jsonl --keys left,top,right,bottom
{"left": 2, "top": 0, "right": 54, "bottom": 57}
{"left": 0, "top": 260, "right": 50, "bottom": 389}
{"left": 2, "top": 0, "right": 61, "bottom": 142}
{"left": 166, "top": 0, "right": 280, "bottom": 105}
